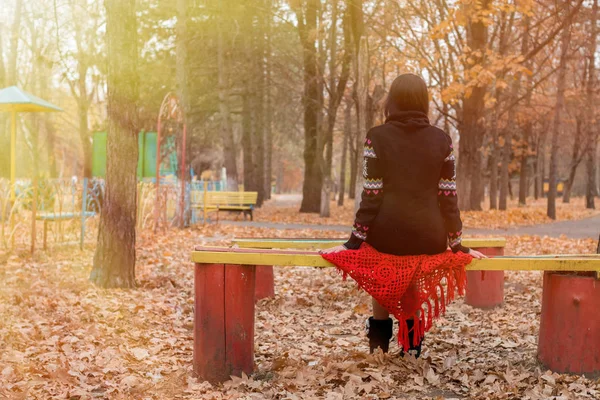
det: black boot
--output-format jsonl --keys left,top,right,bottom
{"left": 404, "top": 319, "right": 423, "bottom": 358}
{"left": 366, "top": 317, "right": 393, "bottom": 353}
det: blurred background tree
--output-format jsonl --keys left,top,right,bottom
{"left": 0, "top": 0, "right": 598, "bottom": 219}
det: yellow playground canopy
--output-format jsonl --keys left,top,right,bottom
{"left": 0, "top": 86, "right": 63, "bottom": 201}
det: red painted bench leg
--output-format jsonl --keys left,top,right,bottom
{"left": 225, "top": 264, "right": 256, "bottom": 377}
{"left": 465, "top": 246, "right": 505, "bottom": 309}
{"left": 194, "top": 263, "right": 227, "bottom": 382}
{"left": 194, "top": 263, "right": 256, "bottom": 383}
{"left": 538, "top": 272, "right": 600, "bottom": 376}
{"left": 255, "top": 265, "right": 275, "bottom": 301}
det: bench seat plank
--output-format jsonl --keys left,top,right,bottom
{"left": 192, "top": 247, "right": 600, "bottom": 271}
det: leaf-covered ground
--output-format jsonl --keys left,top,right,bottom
{"left": 252, "top": 197, "right": 600, "bottom": 229}
{"left": 1, "top": 225, "right": 599, "bottom": 399}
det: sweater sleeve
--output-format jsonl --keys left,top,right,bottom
{"left": 344, "top": 132, "right": 384, "bottom": 250}
{"left": 438, "top": 135, "right": 469, "bottom": 254}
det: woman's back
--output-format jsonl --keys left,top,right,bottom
{"left": 364, "top": 111, "right": 450, "bottom": 255}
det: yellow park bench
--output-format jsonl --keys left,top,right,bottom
{"left": 191, "top": 191, "right": 258, "bottom": 222}
{"left": 190, "top": 245, "right": 600, "bottom": 383}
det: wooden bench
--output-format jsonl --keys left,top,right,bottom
{"left": 36, "top": 211, "right": 95, "bottom": 250}
{"left": 191, "top": 247, "right": 600, "bottom": 382}
{"left": 232, "top": 238, "right": 507, "bottom": 308}
{"left": 191, "top": 191, "right": 258, "bottom": 222}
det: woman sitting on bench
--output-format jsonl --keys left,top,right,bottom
{"left": 321, "top": 74, "right": 485, "bottom": 357}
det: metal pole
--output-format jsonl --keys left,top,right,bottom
{"left": 10, "top": 111, "right": 16, "bottom": 202}
{"left": 180, "top": 124, "right": 187, "bottom": 228}
{"left": 139, "top": 131, "right": 145, "bottom": 179}
{"left": 31, "top": 175, "right": 37, "bottom": 254}
{"left": 81, "top": 178, "right": 87, "bottom": 250}
{"left": 155, "top": 119, "right": 162, "bottom": 232}
{"left": 203, "top": 180, "right": 208, "bottom": 224}
{"left": 10, "top": 111, "right": 16, "bottom": 249}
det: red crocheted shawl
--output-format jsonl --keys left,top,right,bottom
{"left": 322, "top": 243, "right": 473, "bottom": 352}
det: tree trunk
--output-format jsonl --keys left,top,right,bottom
{"left": 349, "top": 0, "right": 367, "bottom": 212}
{"left": 217, "top": 2, "right": 238, "bottom": 188}
{"left": 253, "top": 10, "right": 266, "bottom": 208}
{"left": 489, "top": 100, "right": 500, "bottom": 210}
{"left": 36, "top": 41, "right": 58, "bottom": 178}
{"left": 348, "top": 139, "right": 357, "bottom": 199}
{"left": 91, "top": 0, "right": 139, "bottom": 288}
{"left": 488, "top": 13, "right": 510, "bottom": 209}
{"left": 353, "top": 38, "right": 368, "bottom": 212}
{"left": 241, "top": 7, "right": 255, "bottom": 194}
{"left": 457, "top": 0, "right": 489, "bottom": 211}
{"left": 242, "top": 91, "right": 254, "bottom": 192}
{"left": 45, "top": 120, "right": 58, "bottom": 178}
{"left": 320, "top": 0, "right": 351, "bottom": 217}
{"left": 338, "top": 100, "right": 351, "bottom": 206}
{"left": 585, "top": 0, "right": 598, "bottom": 209}
{"left": 30, "top": 26, "right": 41, "bottom": 182}
{"left": 500, "top": 14, "right": 524, "bottom": 210}
{"left": 264, "top": 0, "right": 273, "bottom": 200}
{"left": 586, "top": 138, "right": 598, "bottom": 209}
{"left": 533, "top": 146, "right": 539, "bottom": 199}
{"left": 562, "top": 117, "right": 583, "bottom": 203}
{"left": 72, "top": 0, "right": 93, "bottom": 179}
{"left": 8, "top": 0, "right": 22, "bottom": 85}
{"left": 321, "top": 0, "right": 338, "bottom": 218}
{"left": 518, "top": 17, "right": 532, "bottom": 206}
{"left": 79, "top": 101, "right": 92, "bottom": 178}
{"left": 518, "top": 134, "right": 531, "bottom": 205}
{"left": 547, "top": 25, "right": 570, "bottom": 220}
{"left": 540, "top": 133, "right": 546, "bottom": 198}
{"left": 534, "top": 131, "right": 545, "bottom": 200}
{"left": 176, "top": 0, "right": 192, "bottom": 227}
{"left": 499, "top": 83, "right": 518, "bottom": 211}
{"left": 294, "top": 0, "right": 322, "bottom": 213}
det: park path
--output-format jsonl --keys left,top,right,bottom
{"left": 466, "top": 214, "right": 600, "bottom": 239}
{"left": 221, "top": 194, "right": 600, "bottom": 239}
{"left": 221, "top": 215, "right": 600, "bottom": 239}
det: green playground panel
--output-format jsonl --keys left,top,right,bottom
{"left": 92, "top": 132, "right": 176, "bottom": 178}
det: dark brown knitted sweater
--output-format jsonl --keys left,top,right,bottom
{"left": 344, "top": 110, "right": 467, "bottom": 255}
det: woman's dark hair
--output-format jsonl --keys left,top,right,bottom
{"left": 384, "top": 73, "right": 429, "bottom": 117}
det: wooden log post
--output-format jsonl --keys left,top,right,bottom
{"left": 194, "top": 262, "right": 256, "bottom": 383}
{"left": 255, "top": 265, "right": 275, "bottom": 301}
{"left": 538, "top": 272, "right": 600, "bottom": 376}
{"left": 465, "top": 246, "right": 505, "bottom": 309}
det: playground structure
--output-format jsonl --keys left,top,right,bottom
{"left": 0, "top": 177, "right": 231, "bottom": 253}
{"left": 1, "top": 88, "right": 249, "bottom": 252}
{"left": 0, "top": 86, "right": 64, "bottom": 250}
{"left": 155, "top": 92, "right": 188, "bottom": 230}
{"left": 0, "top": 178, "right": 102, "bottom": 252}
{"left": 92, "top": 131, "right": 177, "bottom": 179}
{"left": 0, "top": 176, "right": 231, "bottom": 252}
